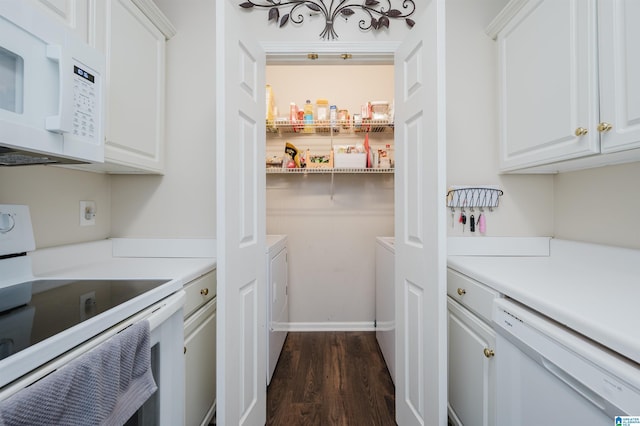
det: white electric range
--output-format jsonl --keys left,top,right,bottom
{"left": 0, "top": 204, "right": 192, "bottom": 424}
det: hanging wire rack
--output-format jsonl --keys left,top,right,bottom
{"left": 446, "top": 186, "right": 504, "bottom": 210}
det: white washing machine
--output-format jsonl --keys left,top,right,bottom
{"left": 266, "top": 234, "right": 288, "bottom": 385}
{"left": 375, "top": 236, "right": 395, "bottom": 383}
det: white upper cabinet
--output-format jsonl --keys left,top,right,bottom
{"left": 488, "top": 0, "right": 640, "bottom": 173}
{"left": 597, "top": 0, "right": 640, "bottom": 154}
{"left": 92, "top": 0, "right": 175, "bottom": 174}
{"left": 26, "top": 0, "right": 93, "bottom": 43}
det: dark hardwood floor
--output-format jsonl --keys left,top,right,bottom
{"left": 267, "top": 331, "right": 396, "bottom": 426}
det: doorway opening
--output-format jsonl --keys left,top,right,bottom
{"left": 263, "top": 49, "right": 398, "bottom": 422}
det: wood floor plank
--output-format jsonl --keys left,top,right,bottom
{"left": 267, "top": 331, "right": 396, "bottom": 426}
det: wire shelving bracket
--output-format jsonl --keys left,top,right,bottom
{"left": 446, "top": 186, "right": 504, "bottom": 210}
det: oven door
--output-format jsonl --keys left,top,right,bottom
{"left": 0, "top": 290, "right": 185, "bottom": 426}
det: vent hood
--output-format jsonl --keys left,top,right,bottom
{"left": 0, "top": 147, "right": 86, "bottom": 166}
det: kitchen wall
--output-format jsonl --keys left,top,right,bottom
{"left": 0, "top": 166, "right": 111, "bottom": 248}
{"left": 554, "top": 162, "right": 640, "bottom": 250}
{"left": 110, "top": 0, "right": 217, "bottom": 239}
{"left": 446, "top": 0, "right": 555, "bottom": 238}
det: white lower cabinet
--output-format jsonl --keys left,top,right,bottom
{"left": 183, "top": 270, "right": 217, "bottom": 426}
{"left": 447, "top": 269, "right": 498, "bottom": 426}
{"left": 448, "top": 298, "right": 496, "bottom": 426}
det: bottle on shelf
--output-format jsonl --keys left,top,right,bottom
{"left": 266, "top": 84, "right": 275, "bottom": 122}
{"left": 266, "top": 84, "right": 276, "bottom": 131}
{"left": 303, "top": 100, "right": 314, "bottom": 133}
{"left": 289, "top": 102, "right": 301, "bottom": 132}
{"left": 330, "top": 105, "right": 337, "bottom": 132}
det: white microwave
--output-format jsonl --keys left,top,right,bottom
{"left": 0, "top": 2, "right": 105, "bottom": 166}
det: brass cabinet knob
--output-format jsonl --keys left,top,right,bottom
{"left": 200, "top": 288, "right": 209, "bottom": 296}
{"left": 483, "top": 348, "right": 495, "bottom": 358}
{"left": 574, "top": 127, "right": 588, "bottom": 136}
{"left": 457, "top": 288, "right": 466, "bottom": 296}
{"left": 597, "top": 122, "right": 613, "bottom": 133}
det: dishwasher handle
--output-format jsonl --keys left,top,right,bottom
{"left": 540, "top": 357, "right": 608, "bottom": 413}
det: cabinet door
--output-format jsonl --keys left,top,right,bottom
{"left": 598, "top": 0, "right": 640, "bottom": 153}
{"left": 184, "top": 298, "right": 217, "bottom": 426}
{"left": 103, "top": 0, "right": 166, "bottom": 173}
{"left": 497, "top": 0, "right": 599, "bottom": 171}
{"left": 27, "top": 0, "right": 93, "bottom": 43}
{"left": 447, "top": 298, "right": 496, "bottom": 426}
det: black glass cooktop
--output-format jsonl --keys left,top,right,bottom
{"left": 0, "top": 279, "right": 170, "bottom": 361}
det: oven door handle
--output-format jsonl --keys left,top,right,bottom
{"left": 146, "top": 290, "right": 185, "bottom": 331}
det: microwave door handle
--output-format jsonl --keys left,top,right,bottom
{"left": 45, "top": 44, "right": 73, "bottom": 134}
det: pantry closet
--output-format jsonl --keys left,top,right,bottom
{"left": 265, "top": 60, "right": 395, "bottom": 330}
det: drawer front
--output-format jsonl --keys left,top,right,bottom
{"left": 184, "top": 270, "right": 217, "bottom": 318}
{"left": 447, "top": 268, "right": 499, "bottom": 322}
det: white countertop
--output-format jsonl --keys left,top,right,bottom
{"left": 448, "top": 238, "right": 640, "bottom": 365}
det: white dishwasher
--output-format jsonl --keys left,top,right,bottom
{"left": 493, "top": 298, "right": 640, "bottom": 425}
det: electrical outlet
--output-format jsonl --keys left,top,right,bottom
{"left": 80, "top": 291, "right": 96, "bottom": 320}
{"left": 80, "top": 201, "right": 96, "bottom": 226}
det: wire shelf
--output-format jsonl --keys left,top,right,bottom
{"left": 266, "top": 167, "right": 394, "bottom": 174}
{"left": 267, "top": 119, "right": 393, "bottom": 135}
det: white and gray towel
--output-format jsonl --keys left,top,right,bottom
{"left": 0, "top": 320, "right": 157, "bottom": 426}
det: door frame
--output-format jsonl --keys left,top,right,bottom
{"left": 262, "top": 41, "right": 401, "bottom": 62}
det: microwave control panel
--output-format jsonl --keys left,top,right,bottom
{"left": 72, "top": 65, "right": 98, "bottom": 143}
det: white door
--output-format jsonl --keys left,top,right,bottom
{"left": 216, "top": 0, "right": 267, "bottom": 424}
{"left": 394, "top": 0, "right": 447, "bottom": 425}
